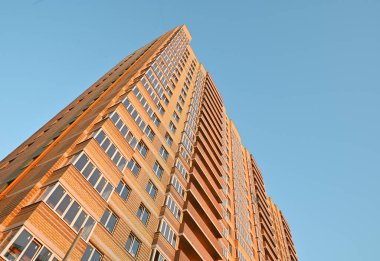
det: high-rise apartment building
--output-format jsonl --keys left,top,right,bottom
{"left": 0, "top": 25, "right": 297, "bottom": 261}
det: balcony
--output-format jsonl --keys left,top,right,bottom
{"left": 195, "top": 132, "right": 223, "bottom": 178}
{"left": 174, "top": 249, "right": 192, "bottom": 261}
{"left": 201, "top": 105, "right": 222, "bottom": 135}
{"left": 192, "top": 153, "right": 222, "bottom": 195}
{"left": 180, "top": 221, "right": 221, "bottom": 261}
{"left": 263, "top": 237, "right": 278, "bottom": 261}
{"left": 187, "top": 181, "right": 222, "bottom": 221}
{"left": 202, "top": 95, "right": 223, "bottom": 126}
{"left": 197, "top": 126, "right": 223, "bottom": 166}
{"left": 203, "top": 91, "right": 223, "bottom": 119}
{"left": 198, "top": 116, "right": 223, "bottom": 149}
{"left": 183, "top": 202, "right": 223, "bottom": 256}
{"left": 184, "top": 193, "right": 222, "bottom": 238}
{"left": 199, "top": 107, "right": 222, "bottom": 137}
{"left": 261, "top": 226, "right": 277, "bottom": 252}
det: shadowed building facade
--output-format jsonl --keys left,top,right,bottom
{"left": 0, "top": 25, "right": 297, "bottom": 261}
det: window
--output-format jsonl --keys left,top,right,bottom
{"left": 172, "top": 112, "right": 179, "bottom": 122}
{"left": 171, "top": 176, "right": 185, "bottom": 198}
{"left": 179, "top": 95, "right": 185, "bottom": 105}
{"left": 127, "top": 159, "right": 140, "bottom": 176}
{"left": 126, "top": 132, "right": 138, "bottom": 149}
{"left": 166, "top": 88, "right": 173, "bottom": 97}
{"left": 81, "top": 244, "right": 102, "bottom": 261}
{"left": 162, "top": 95, "right": 169, "bottom": 105}
{"left": 125, "top": 233, "right": 141, "bottom": 257}
{"left": 183, "top": 83, "right": 189, "bottom": 92}
{"left": 166, "top": 195, "right": 181, "bottom": 220}
{"left": 157, "top": 104, "right": 165, "bottom": 115}
{"left": 159, "top": 220, "right": 177, "bottom": 247}
{"left": 110, "top": 111, "right": 138, "bottom": 149}
{"left": 115, "top": 180, "right": 131, "bottom": 201}
{"left": 181, "top": 134, "right": 192, "bottom": 154}
{"left": 93, "top": 129, "right": 128, "bottom": 172}
{"left": 73, "top": 152, "right": 114, "bottom": 201}
{"left": 159, "top": 146, "right": 168, "bottom": 161}
{"left": 152, "top": 113, "right": 160, "bottom": 127}
{"left": 175, "top": 159, "right": 188, "bottom": 180}
{"left": 169, "top": 122, "right": 176, "bottom": 134}
{"left": 165, "top": 133, "right": 173, "bottom": 147}
{"left": 144, "top": 126, "right": 155, "bottom": 141}
{"left": 43, "top": 184, "right": 95, "bottom": 240}
{"left": 152, "top": 249, "right": 167, "bottom": 261}
{"left": 137, "top": 141, "right": 149, "bottom": 158}
{"left": 176, "top": 103, "right": 182, "bottom": 113}
{"left": 146, "top": 181, "right": 157, "bottom": 199}
{"left": 122, "top": 98, "right": 147, "bottom": 131}
{"left": 2, "top": 229, "right": 60, "bottom": 261}
{"left": 181, "top": 89, "right": 187, "bottom": 97}
{"left": 137, "top": 204, "right": 150, "bottom": 225}
{"left": 225, "top": 209, "right": 231, "bottom": 221}
{"left": 153, "top": 161, "right": 164, "bottom": 179}
{"left": 100, "top": 209, "right": 118, "bottom": 233}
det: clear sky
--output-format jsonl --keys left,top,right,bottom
{"left": 1, "top": 1, "right": 379, "bottom": 260}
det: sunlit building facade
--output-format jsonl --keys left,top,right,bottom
{"left": 0, "top": 25, "right": 297, "bottom": 261}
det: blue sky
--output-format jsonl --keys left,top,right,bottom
{"left": 1, "top": 1, "right": 379, "bottom": 260}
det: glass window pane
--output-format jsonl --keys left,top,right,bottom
{"left": 116, "top": 120, "right": 123, "bottom": 130}
{"left": 63, "top": 201, "right": 80, "bottom": 225}
{"left": 100, "top": 138, "right": 110, "bottom": 151}
{"left": 81, "top": 245, "right": 93, "bottom": 261}
{"left": 88, "top": 169, "right": 101, "bottom": 187}
{"left": 120, "top": 186, "right": 129, "bottom": 200}
{"left": 55, "top": 194, "right": 72, "bottom": 216}
{"left": 125, "top": 236, "right": 132, "bottom": 252}
{"left": 120, "top": 125, "right": 129, "bottom": 137}
{"left": 101, "top": 183, "right": 113, "bottom": 201}
{"left": 90, "top": 250, "right": 102, "bottom": 261}
{"left": 106, "top": 144, "right": 116, "bottom": 158}
{"left": 74, "top": 154, "right": 89, "bottom": 172}
{"left": 82, "top": 217, "right": 95, "bottom": 240}
{"left": 19, "top": 240, "right": 41, "bottom": 261}
{"left": 117, "top": 158, "right": 127, "bottom": 172}
{"left": 131, "top": 240, "right": 140, "bottom": 257}
{"left": 94, "top": 130, "right": 105, "bottom": 144}
{"left": 73, "top": 210, "right": 88, "bottom": 232}
{"left": 130, "top": 137, "right": 137, "bottom": 148}
{"left": 4, "top": 230, "right": 33, "bottom": 261}
{"left": 95, "top": 177, "right": 106, "bottom": 193}
{"left": 82, "top": 162, "right": 94, "bottom": 179}
{"left": 35, "top": 247, "right": 52, "bottom": 261}
{"left": 46, "top": 185, "right": 65, "bottom": 209}
{"left": 100, "top": 209, "right": 110, "bottom": 225}
{"left": 142, "top": 212, "right": 149, "bottom": 224}
{"left": 110, "top": 113, "right": 119, "bottom": 124}
{"left": 112, "top": 152, "right": 121, "bottom": 165}
{"left": 116, "top": 181, "right": 123, "bottom": 194}
{"left": 106, "top": 214, "right": 117, "bottom": 233}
